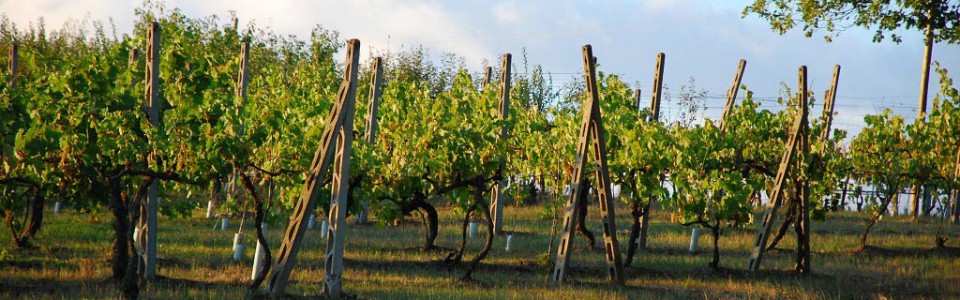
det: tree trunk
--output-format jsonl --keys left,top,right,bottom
{"left": 839, "top": 178, "right": 849, "bottom": 211}
{"left": 409, "top": 197, "right": 438, "bottom": 251}
{"left": 766, "top": 201, "right": 796, "bottom": 251}
{"left": 952, "top": 188, "right": 960, "bottom": 224}
{"left": 445, "top": 203, "right": 475, "bottom": 265}
{"left": 463, "top": 189, "right": 494, "bottom": 280}
{"left": 708, "top": 221, "right": 721, "bottom": 270}
{"left": 910, "top": 185, "right": 921, "bottom": 219}
{"left": 24, "top": 187, "right": 44, "bottom": 239}
{"left": 624, "top": 203, "right": 643, "bottom": 267}
{"left": 241, "top": 174, "right": 271, "bottom": 292}
{"left": 575, "top": 180, "right": 595, "bottom": 249}
{"left": 107, "top": 175, "right": 129, "bottom": 280}
{"left": 638, "top": 200, "right": 652, "bottom": 250}
{"left": 859, "top": 192, "right": 896, "bottom": 250}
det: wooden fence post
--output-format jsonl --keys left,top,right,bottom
{"left": 358, "top": 57, "right": 383, "bottom": 225}
{"left": 551, "top": 45, "right": 624, "bottom": 285}
{"left": 142, "top": 21, "right": 161, "bottom": 280}
{"left": 268, "top": 39, "right": 361, "bottom": 297}
{"left": 491, "top": 54, "right": 511, "bottom": 235}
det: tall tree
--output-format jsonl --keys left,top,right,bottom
{"left": 744, "top": 0, "right": 960, "bottom": 217}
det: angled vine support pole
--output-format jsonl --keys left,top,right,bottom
{"left": 952, "top": 149, "right": 960, "bottom": 224}
{"left": 236, "top": 41, "right": 250, "bottom": 107}
{"left": 268, "top": 39, "right": 360, "bottom": 298}
{"left": 795, "top": 66, "right": 811, "bottom": 274}
{"left": 7, "top": 43, "right": 17, "bottom": 87}
{"left": 634, "top": 53, "right": 665, "bottom": 252}
{"left": 358, "top": 57, "right": 383, "bottom": 225}
{"left": 650, "top": 53, "right": 664, "bottom": 120}
{"left": 482, "top": 66, "right": 493, "bottom": 89}
{"left": 551, "top": 45, "right": 624, "bottom": 285}
{"left": 820, "top": 65, "right": 840, "bottom": 141}
{"left": 141, "top": 21, "right": 161, "bottom": 280}
{"left": 491, "top": 53, "right": 511, "bottom": 236}
{"left": 633, "top": 89, "right": 642, "bottom": 111}
{"left": 719, "top": 59, "right": 747, "bottom": 132}
{"left": 748, "top": 66, "right": 809, "bottom": 272}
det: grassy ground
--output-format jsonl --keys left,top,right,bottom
{"left": 1, "top": 202, "right": 958, "bottom": 299}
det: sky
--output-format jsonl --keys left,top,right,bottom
{"left": 2, "top": 0, "right": 958, "bottom": 140}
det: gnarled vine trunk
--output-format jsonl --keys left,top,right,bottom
{"left": 405, "top": 196, "right": 438, "bottom": 251}
{"left": 708, "top": 220, "right": 721, "bottom": 270}
{"left": 575, "top": 180, "right": 595, "bottom": 249}
{"left": 624, "top": 202, "right": 643, "bottom": 267}
{"left": 24, "top": 188, "right": 44, "bottom": 240}
{"left": 859, "top": 191, "right": 896, "bottom": 250}
{"left": 463, "top": 188, "right": 494, "bottom": 280}
{"left": 107, "top": 175, "right": 129, "bottom": 280}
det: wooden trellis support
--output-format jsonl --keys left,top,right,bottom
{"left": 952, "top": 149, "right": 960, "bottom": 224}
{"left": 820, "top": 65, "right": 841, "bottom": 141}
{"left": 141, "top": 21, "right": 161, "bottom": 280}
{"left": 491, "top": 53, "right": 511, "bottom": 236}
{"left": 268, "top": 39, "right": 361, "bottom": 298}
{"left": 7, "top": 43, "right": 17, "bottom": 87}
{"left": 634, "top": 53, "right": 665, "bottom": 252}
{"left": 551, "top": 44, "right": 624, "bottom": 285}
{"left": 719, "top": 59, "right": 747, "bottom": 132}
{"left": 748, "top": 66, "right": 810, "bottom": 272}
{"left": 357, "top": 57, "right": 383, "bottom": 225}
{"left": 633, "top": 89, "right": 642, "bottom": 112}
{"left": 650, "top": 53, "right": 664, "bottom": 121}
{"left": 482, "top": 66, "right": 493, "bottom": 89}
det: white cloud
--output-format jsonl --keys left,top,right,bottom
{"left": 1, "top": 0, "right": 958, "bottom": 139}
{"left": 492, "top": 1, "right": 521, "bottom": 24}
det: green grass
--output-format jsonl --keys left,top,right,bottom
{"left": 1, "top": 203, "right": 958, "bottom": 299}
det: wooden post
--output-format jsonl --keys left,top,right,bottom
{"left": 358, "top": 57, "right": 383, "bottom": 225}
{"left": 747, "top": 79, "right": 807, "bottom": 271}
{"left": 268, "top": 39, "right": 361, "bottom": 297}
{"left": 650, "top": 53, "right": 665, "bottom": 120}
{"left": 236, "top": 41, "right": 250, "bottom": 106}
{"left": 719, "top": 59, "right": 747, "bottom": 132}
{"left": 491, "top": 54, "right": 511, "bottom": 236}
{"left": 952, "top": 148, "right": 960, "bottom": 224}
{"left": 820, "top": 65, "right": 840, "bottom": 141}
{"left": 364, "top": 57, "right": 383, "bottom": 144}
{"left": 323, "top": 41, "right": 360, "bottom": 297}
{"left": 634, "top": 89, "right": 642, "bottom": 113}
{"left": 7, "top": 43, "right": 17, "bottom": 87}
{"left": 635, "top": 54, "right": 665, "bottom": 252}
{"left": 795, "top": 66, "right": 811, "bottom": 274}
{"left": 911, "top": 23, "right": 935, "bottom": 218}
{"left": 551, "top": 44, "right": 624, "bottom": 285}
{"left": 128, "top": 48, "right": 139, "bottom": 88}
{"left": 482, "top": 66, "right": 493, "bottom": 89}
{"left": 139, "top": 22, "right": 162, "bottom": 280}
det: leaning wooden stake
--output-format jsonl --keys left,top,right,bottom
{"left": 491, "top": 54, "right": 512, "bottom": 236}
{"left": 748, "top": 66, "right": 809, "bottom": 272}
{"left": 357, "top": 57, "right": 383, "bottom": 225}
{"left": 820, "top": 65, "right": 841, "bottom": 141}
{"left": 633, "top": 89, "right": 642, "bottom": 111}
{"left": 634, "top": 53, "right": 665, "bottom": 252}
{"left": 719, "top": 59, "right": 747, "bottom": 132}
{"left": 795, "top": 66, "right": 812, "bottom": 274}
{"left": 141, "top": 21, "right": 161, "bottom": 280}
{"left": 650, "top": 53, "right": 665, "bottom": 119}
{"left": 268, "top": 39, "right": 361, "bottom": 297}
{"left": 7, "top": 43, "right": 17, "bottom": 87}
{"left": 551, "top": 44, "right": 624, "bottom": 285}
{"left": 482, "top": 66, "right": 493, "bottom": 89}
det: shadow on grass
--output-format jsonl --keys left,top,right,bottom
{"left": 842, "top": 245, "right": 960, "bottom": 258}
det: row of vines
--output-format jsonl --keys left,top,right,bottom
{"left": 2, "top": 4, "right": 959, "bottom": 299}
